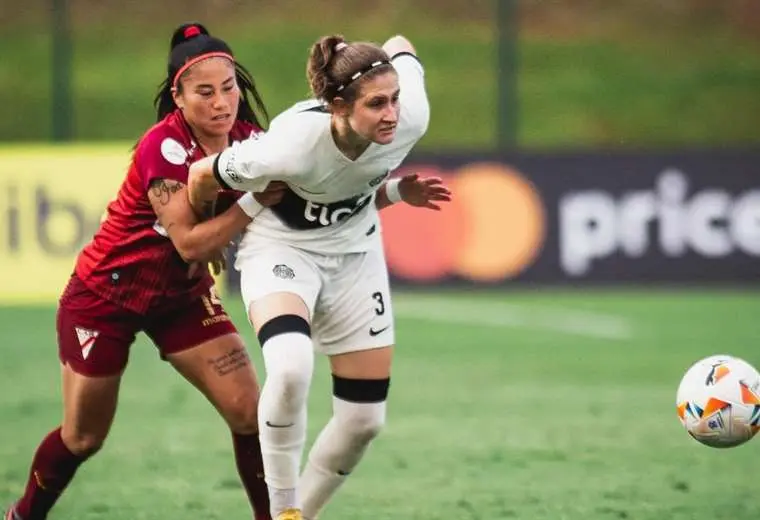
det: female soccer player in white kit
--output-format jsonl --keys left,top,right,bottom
{"left": 187, "top": 33, "right": 448, "bottom": 520}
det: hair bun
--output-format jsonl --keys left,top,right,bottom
{"left": 170, "top": 22, "right": 210, "bottom": 50}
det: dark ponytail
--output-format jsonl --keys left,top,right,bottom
{"left": 153, "top": 22, "right": 268, "bottom": 128}
{"left": 307, "top": 34, "right": 347, "bottom": 101}
{"left": 306, "top": 34, "right": 392, "bottom": 104}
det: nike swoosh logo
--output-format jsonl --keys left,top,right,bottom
{"left": 369, "top": 325, "right": 390, "bottom": 337}
{"left": 265, "top": 421, "right": 294, "bottom": 428}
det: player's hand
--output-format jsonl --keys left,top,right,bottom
{"left": 254, "top": 181, "right": 288, "bottom": 207}
{"left": 398, "top": 173, "right": 452, "bottom": 211}
{"left": 382, "top": 35, "right": 416, "bottom": 57}
{"left": 187, "top": 247, "right": 230, "bottom": 278}
{"left": 208, "top": 250, "right": 227, "bottom": 276}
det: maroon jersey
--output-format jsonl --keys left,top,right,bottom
{"left": 75, "top": 110, "right": 261, "bottom": 315}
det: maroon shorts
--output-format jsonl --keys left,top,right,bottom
{"left": 57, "top": 276, "right": 238, "bottom": 377}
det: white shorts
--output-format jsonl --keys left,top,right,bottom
{"left": 237, "top": 243, "right": 395, "bottom": 355}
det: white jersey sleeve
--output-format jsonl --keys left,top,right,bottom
{"left": 213, "top": 118, "right": 308, "bottom": 192}
{"left": 392, "top": 53, "right": 430, "bottom": 137}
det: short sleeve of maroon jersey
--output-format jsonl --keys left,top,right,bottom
{"left": 135, "top": 127, "right": 191, "bottom": 191}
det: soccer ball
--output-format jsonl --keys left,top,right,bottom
{"left": 676, "top": 354, "right": 760, "bottom": 448}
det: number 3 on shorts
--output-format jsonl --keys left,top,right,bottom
{"left": 372, "top": 291, "right": 386, "bottom": 316}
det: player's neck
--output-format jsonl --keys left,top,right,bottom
{"left": 186, "top": 122, "right": 229, "bottom": 156}
{"left": 331, "top": 117, "right": 371, "bottom": 161}
{"left": 195, "top": 133, "right": 229, "bottom": 156}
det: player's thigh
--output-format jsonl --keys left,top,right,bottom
{"left": 238, "top": 244, "right": 321, "bottom": 334}
{"left": 316, "top": 248, "right": 395, "bottom": 373}
{"left": 60, "top": 363, "right": 122, "bottom": 454}
{"left": 165, "top": 331, "right": 261, "bottom": 433}
{"left": 57, "top": 278, "right": 135, "bottom": 452}
{"left": 146, "top": 285, "right": 238, "bottom": 360}
{"left": 145, "top": 288, "right": 261, "bottom": 430}
{"left": 329, "top": 346, "right": 394, "bottom": 380}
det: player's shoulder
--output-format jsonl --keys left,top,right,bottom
{"left": 282, "top": 99, "right": 331, "bottom": 117}
{"left": 391, "top": 51, "right": 425, "bottom": 72}
{"left": 271, "top": 100, "right": 330, "bottom": 134}
{"left": 136, "top": 111, "right": 191, "bottom": 164}
{"left": 264, "top": 99, "right": 330, "bottom": 157}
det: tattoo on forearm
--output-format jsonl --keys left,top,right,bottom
{"left": 150, "top": 179, "right": 185, "bottom": 206}
{"left": 207, "top": 347, "right": 250, "bottom": 376}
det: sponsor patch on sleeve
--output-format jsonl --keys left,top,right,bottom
{"left": 160, "top": 137, "right": 188, "bottom": 166}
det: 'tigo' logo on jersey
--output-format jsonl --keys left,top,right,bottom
{"left": 303, "top": 194, "right": 374, "bottom": 227}
{"left": 559, "top": 169, "right": 760, "bottom": 276}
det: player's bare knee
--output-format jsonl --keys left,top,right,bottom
{"left": 222, "top": 393, "right": 260, "bottom": 434}
{"left": 333, "top": 375, "right": 389, "bottom": 442}
{"left": 61, "top": 429, "right": 106, "bottom": 457}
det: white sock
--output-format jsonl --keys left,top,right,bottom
{"left": 258, "top": 331, "right": 314, "bottom": 516}
{"left": 299, "top": 397, "right": 386, "bottom": 520}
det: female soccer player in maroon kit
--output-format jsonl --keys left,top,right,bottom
{"left": 5, "top": 23, "right": 278, "bottom": 520}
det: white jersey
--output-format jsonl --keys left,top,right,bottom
{"left": 214, "top": 54, "right": 429, "bottom": 255}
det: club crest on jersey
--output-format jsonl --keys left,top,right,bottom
{"left": 75, "top": 326, "right": 99, "bottom": 360}
{"left": 273, "top": 264, "right": 295, "bottom": 279}
{"left": 160, "top": 137, "right": 188, "bottom": 166}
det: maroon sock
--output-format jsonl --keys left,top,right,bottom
{"left": 232, "top": 432, "right": 271, "bottom": 520}
{"left": 14, "top": 427, "right": 89, "bottom": 520}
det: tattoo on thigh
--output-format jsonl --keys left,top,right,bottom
{"left": 208, "top": 347, "right": 250, "bottom": 376}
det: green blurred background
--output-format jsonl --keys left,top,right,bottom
{"left": 1, "top": 3, "right": 759, "bottom": 519}
{"left": 2, "top": 0, "right": 760, "bottom": 149}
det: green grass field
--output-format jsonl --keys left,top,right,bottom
{"left": 0, "top": 289, "right": 758, "bottom": 519}
{"left": 2, "top": 2, "right": 760, "bottom": 148}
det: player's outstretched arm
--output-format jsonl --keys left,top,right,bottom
{"left": 375, "top": 173, "right": 451, "bottom": 211}
{"left": 382, "top": 35, "right": 417, "bottom": 57}
{"left": 383, "top": 34, "right": 430, "bottom": 139}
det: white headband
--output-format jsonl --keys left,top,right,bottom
{"left": 335, "top": 60, "right": 390, "bottom": 92}
{"left": 334, "top": 42, "right": 348, "bottom": 52}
